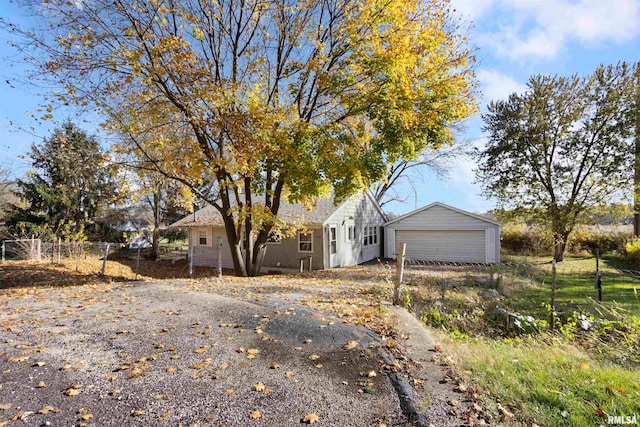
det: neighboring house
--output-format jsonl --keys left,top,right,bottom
{"left": 384, "top": 202, "right": 501, "bottom": 264}
{"left": 169, "top": 192, "right": 387, "bottom": 270}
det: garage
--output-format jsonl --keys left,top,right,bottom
{"left": 384, "top": 202, "right": 501, "bottom": 264}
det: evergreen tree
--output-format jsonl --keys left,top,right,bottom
{"left": 8, "top": 121, "right": 117, "bottom": 239}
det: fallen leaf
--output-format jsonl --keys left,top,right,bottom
{"left": 0, "top": 403, "right": 12, "bottom": 410}
{"left": 165, "top": 367, "right": 177, "bottom": 373}
{"left": 315, "top": 364, "right": 323, "bottom": 369}
{"left": 270, "top": 363, "right": 280, "bottom": 369}
{"left": 194, "top": 347, "right": 207, "bottom": 354}
{"left": 368, "top": 370, "right": 377, "bottom": 378}
{"left": 225, "top": 389, "right": 235, "bottom": 395}
{"left": 285, "top": 371, "right": 297, "bottom": 378}
{"left": 304, "top": 339, "right": 312, "bottom": 344}
{"left": 105, "top": 375, "right": 118, "bottom": 381}
{"left": 236, "top": 347, "right": 246, "bottom": 353}
{"left": 80, "top": 414, "right": 94, "bottom": 421}
{"left": 252, "top": 382, "right": 266, "bottom": 392}
{"left": 302, "top": 413, "right": 319, "bottom": 424}
{"left": 38, "top": 405, "right": 61, "bottom": 414}
{"left": 37, "top": 381, "right": 46, "bottom": 388}
{"left": 131, "top": 409, "right": 145, "bottom": 417}
{"left": 64, "top": 388, "right": 80, "bottom": 396}
{"left": 7, "top": 356, "right": 29, "bottom": 362}
{"left": 343, "top": 341, "right": 358, "bottom": 350}
{"left": 249, "top": 411, "right": 262, "bottom": 419}
{"left": 308, "top": 354, "right": 321, "bottom": 361}
{"left": 32, "top": 361, "right": 46, "bottom": 367}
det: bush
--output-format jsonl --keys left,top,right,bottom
{"left": 568, "top": 225, "right": 632, "bottom": 254}
{"left": 500, "top": 223, "right": 633, "bottom": 256}
{"left": 624, "top": 238, "right": 640, "bottom": 265}
{"left": 500, "top": 224, "right": 552, "bottom": 255}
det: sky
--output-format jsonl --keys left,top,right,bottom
{"left": 1, "top": 0, "right": 640, "bottom": 215}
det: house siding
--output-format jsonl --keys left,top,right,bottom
{"left": 189, "top": 227, "right": 235, "bottom": 269}
{"left": 261, "top": 227, "right": 324, "bottom": 270}
{"left": 325, "top": 194, "right": 386, "bottom": 266}
{"left": 385, "top": 204, "right": 501, "bottom": 263}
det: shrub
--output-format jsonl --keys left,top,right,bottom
{"left": 624, "top": 238, "right": 640, "bottom": 265}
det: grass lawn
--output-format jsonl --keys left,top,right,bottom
{"left": 500, "top": 255, "right": 640, "bottom": 317}
{"left": 407, "top": 254, "right": 640, "bottom": 426}
{"left": 451, "top": 337, "right": 640, "bottom": 426}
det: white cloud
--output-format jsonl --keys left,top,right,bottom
{"left": 450, "top": 0, "right": 497, "bottom": 21}
{"left": 455, "top": 0, "right": 640, "bottom": 61}
{"left": 477, "top": 69, "right": 527, "bottom": 105}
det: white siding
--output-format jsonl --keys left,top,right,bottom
{"left": 396, "top": 230, "right": 485, "bottom": 263}
{"left": 325, "top": 193, "right": 386, "bottom": 267}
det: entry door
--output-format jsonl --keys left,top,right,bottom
{"left": 329, "top": 225, "right": 339, "bottom": 267}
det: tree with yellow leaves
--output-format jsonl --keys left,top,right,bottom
{"left": 3, "top": 0, "right": 476, "bottom": 276}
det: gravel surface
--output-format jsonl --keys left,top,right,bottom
{"left": 0, "top": 281, "right": 407, "bottom": 426}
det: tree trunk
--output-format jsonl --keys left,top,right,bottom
{"left": 151, "top": 228, "right": 160, "bottom": 261}
{"left": 552, "top": 228, "right": 570, "bottom": 262}
{"left": 634, "top": 68, "right": 640, "bottom": 237}
{"left": 553, "top": 241, "right": 566, "bottom": 262}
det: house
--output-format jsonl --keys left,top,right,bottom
{"left": 169, "top": 192, "right": 387, "bottom": 270}
{"left": 384, "top": 202, "right": 501, "bottom": 264}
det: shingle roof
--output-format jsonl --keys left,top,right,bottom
{"left": 169, "top": 194, "right": 341, "bottom": 228}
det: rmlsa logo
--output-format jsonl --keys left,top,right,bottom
{"left": 607, "top": 414, "right": 638, "bottom": 425}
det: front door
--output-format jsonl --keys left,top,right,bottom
{"left": 329, "top": 225, "right": 339, "bottom": 268}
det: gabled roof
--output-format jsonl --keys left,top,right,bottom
{"left": 169, "top": 192, "right": 382, "bottom": 228}
{"left": 384, "top": 202, "right": 501, "bottom": 227}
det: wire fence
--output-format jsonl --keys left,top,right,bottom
{"left": 1, "top": 239, "right": 122, "bottom": 263}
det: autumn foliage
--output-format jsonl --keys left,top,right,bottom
{"left": 4, "top": 0, "right": 476, "bottom": 275}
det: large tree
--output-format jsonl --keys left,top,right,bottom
{"left": 5, "top": 0, "right": 476, "bottom": 275}
{"left": 372, "top": 141, "right": 472, "bottom": 208}
{"left": 477, "top": 63, "right": 635, "bottom": 261}
{"left": 7, "top": 121, "right": 118, "bottom": 240}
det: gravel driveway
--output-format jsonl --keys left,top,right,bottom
{"left": 0, "top": 281, "right": 407, "bottom": 426}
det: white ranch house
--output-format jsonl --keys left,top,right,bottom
{"left": 171, "top": 197, "right": 501, "bottom": 271}
{"left": 169, "top": 192, "right": 387, "bottom": 271}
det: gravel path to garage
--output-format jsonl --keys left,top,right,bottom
{"left": 0, "top": 281, "right": 408, "bottom": 427}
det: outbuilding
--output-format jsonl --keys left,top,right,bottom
{"left": 384, "top": 202, "right": 501, "bottom": 264}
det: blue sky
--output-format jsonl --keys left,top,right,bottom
{"left": 1, "top": 0, "right": 640, "bottom": 214}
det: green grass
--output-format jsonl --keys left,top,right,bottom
{"left": 412, "top": 254, "right": 640, "bottom": 425}
{"left": 455, "top": 338, "right": 640, "bottom": 426}
{"left": 500, "top": 255, "right": 640, "bottom": 317}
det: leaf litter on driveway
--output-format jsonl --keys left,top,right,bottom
{"left": 0, "top": 279, "right": 408, "bottom": 426}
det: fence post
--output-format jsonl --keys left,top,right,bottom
{"left": 36, "top": 238, "right": 41, "bottom": 261}
{"left": 135, "top": 247, "right": 141, "bottom": 280}
{"left": 550, "top": 260, "right": 557, "bottom": 331}
{"left": 100, "top": 243, "right": 110, "bottom": 276}
{"left": 57, "top": 238, "right": 61, "bottom": 264}
{"left": 393, "top": 243, "right": 406, "bottom": 305}
{"left": 189, "top": 246, "right": 195, "bottom": 278}
{"left": 1, "top": 241, "right": 4, "bottom": 263}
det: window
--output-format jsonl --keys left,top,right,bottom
{"left": 347, "top": 225, "right": 354, "bottom": 242}
{"left": 267, "top": 231, "right": 281, "bottom": 244}
{"left": 298, "top": 231, "right": 313, "bottom": 252}
{"left": 330, "top": 227, "right": 337, "bottom": 254}
{"left": 363, "top": 226, "right": 378, "bottom": 246}
{"left": 198, "top": 231, "right": 207, "bottom": 245}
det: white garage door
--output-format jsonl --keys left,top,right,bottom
{"left": 396, "top": 230, "right": 486, "bottom": 263}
